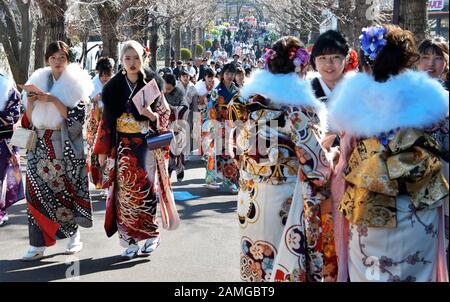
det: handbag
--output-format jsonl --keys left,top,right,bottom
{"left": 146, "top": 130, "right": 174, "bottom": 150}
{"left": 10, "top": 126, "right": 38, "bottom": 151}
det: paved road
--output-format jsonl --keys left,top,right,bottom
{"left": 0, "top": 160, "right": 241, "bottom": 282}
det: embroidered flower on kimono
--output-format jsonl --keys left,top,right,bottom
{"left": 250, "top": 261, "right": 263, "bottom": 278}
{"left": 56, "top": 207, "right": 74, "bottom": 223}
{"left": 405, "top": 253, "right": 420, "bottom": 265}
{"left": 387, "top": 275, "right": 401, "bottom": 282}
{"left": 287, "top": 230, "right": 302, "bottom": 250}
{"left": 250, "top": 244, "right": 265, "bottom": 260}
{"left": 379, "top": 256, "right": 394, "bottom": 268}
{"left": 296, "top": 147, "right": 312, "bottom": 164}
{"left": 223, "top": 163, "right": 238, "bottom": 179}
{"left": 242, "top": 241, "right": 250, "bottom": 254}
{"left": 261, "top": 257, "right": 273, "bottom": 272}
{"left": 356, "top": 225, "right": 368, "bottom": 237}
{"left": 36, "top": 159, "right": 60, "bottom": 182}
{"left": 48, "top": 177, "right": 66, "bottom": 193}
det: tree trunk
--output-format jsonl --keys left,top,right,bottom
{"left": 0, "top": 0, "right": 33, "bottom": 85}
{"left": 188, "top": 27, "right": 194, "bottom": 56}
{"left": 34, "top": 16, "right": 46, "bottom": 70}
{"left": 149, "top": 19, "right": 159, "bottom": 70}
{"left": 164, "top": 20, "right": 171, "bottom": 67}
{"left": 399, "top": 0, "right": 428, "bottom": 42}
{"left": 97, "top": 2, "right": 120, "bottom": 65}
{"left": 81, "top": 32, "right": 89, "bottom": 69}
{"left": 237, "top": 0, "right": 243, "bottom": 21}
{"left": 174, "top": 26, "right": 181, "bottom": 61}
{"left": 37, "top": 0, "right": 68, "bottom": 43}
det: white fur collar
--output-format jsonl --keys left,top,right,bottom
{"left": 90, "top": 74, "right": 103, "bottom": 99}
{"left": 0, "top": 74, "right": 14, "bottom": 111}
{"left": 240, "top": 69, "right": 324, "bottom": 112}
{"left": 327, "top": 70, "right": 449, "bottom": 137}
{"left": 194, "top": 78, "right": 220, "bottom": 96}
{"left": 25, "top": 64, "right": 93, "bottom": 129}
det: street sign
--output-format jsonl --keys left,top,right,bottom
{"left": 428, "top": 0, "right": 445, "bottom": 11}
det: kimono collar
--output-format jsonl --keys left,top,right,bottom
{"left": 240, "top": 69, "right": 324, "bottom": 113}
{"left": 327, "top": 70, "right": 449, "bottom": 137}
{"left": 24, "top": 63, "right": 94, "bottom": 108}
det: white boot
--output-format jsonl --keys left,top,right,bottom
{"left": 66, "top": 230, "right": 83, "bottom": 254}
{"left": 22, "top": 246, "right": 45, "bottom": 261}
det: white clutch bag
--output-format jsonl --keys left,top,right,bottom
{"left": 10, "top": 126, "right": 38, "bottom": 151}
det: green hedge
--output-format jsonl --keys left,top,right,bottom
{"left": 204, "top": 40, "right": 213, "bottom": 49}
{"left": 180, "top": 48, "right": 192, "bottom": 61}
{"left": 195, "top": 44, "right": 204, "bottom": 56}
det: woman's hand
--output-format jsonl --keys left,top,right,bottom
{"left": 27, "top": 94, "right": 39, "bottom": 103}
{"left": 142, "top": 108, "right": 159, "bottom": 122}
{"left": 98, "top": 154, "right": 107, "bottom": 166}
{"left": 37, "top": 93, "right": 58, "bottom": 103}
{"left": 93, "top": 93, "right": 102, "bottom": 102}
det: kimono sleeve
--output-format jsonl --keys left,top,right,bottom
{"left": 288, "top": 107, "right": 331, "bottom": 188}
{"left": 66, "top": 100, "right": 86, "bottom": 141}
{"left": 0, "top": 87, "right": 21, "bottom": 125}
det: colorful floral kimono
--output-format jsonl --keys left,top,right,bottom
{"left": 203, "top": 80, "right": 239, "bottom": 189}
{"left": 194, "top": 78, "right": 219, "bottom": 156}
{"left": 328, "top": 71, "right": 449, "bottom": 282}
{"left": 0, "top": 75, "right": 24, "bottom": 222}
{"left": 86, "top": 75, "right": 105, "bottom": 188}
{"left": 230, "top": 70, "right": 336, "bottom": 282}
{"left": 94, "top": 69, "right": 174, "bottom": 246}
{"left": 22, "top": 64, "right": 93, "bottom": 247}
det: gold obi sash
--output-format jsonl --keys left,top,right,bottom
{"left": 116, "top": 112, "right": 148, "bottom": 134}
{"left": 339, "top": 128, "right": 449, "bottom": 228}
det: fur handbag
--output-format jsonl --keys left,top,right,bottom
{"left": 10, "top": 126, "right": 37, "bottom": 151}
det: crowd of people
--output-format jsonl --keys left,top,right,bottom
{"left": 0, "top": 21, "right": 449, "bottom": 282}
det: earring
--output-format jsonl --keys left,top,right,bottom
{"left": 122, "top": 69, "right": 126, "bottom": 75}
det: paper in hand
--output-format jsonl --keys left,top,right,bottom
{"left": 18, "top": 84, "right": 45, "bottom": 95}
{"left": 132, "top": 79, "right": 161, "bottom": 115}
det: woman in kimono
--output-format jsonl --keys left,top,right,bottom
{"left": 0, "top": 74, "right": 24, "bottom": 227}
{"left": 417, "top": 38, "right": 448, "bottom": 90}
{"left": 203, "top": 63, "right": 239, "bottom": 193}
{"left": 94, "top": 40, "right": 172, "bottom": 259}
{"left": 308, "top": 30, "right": 359, "bottom": 103}
{"left": 194, "top": 67, "right": 219, "bottom": 156}
{"left": 228, "top": 37, "right": 336, "bottom": 282}
{"left": 21, "top": 41, "right": 93, "bottom": 261}
{"left": 163, "top": 73, "right": 189, "bottom": 182}
{"left": 86, "top": 57, "right": 114, "bottom": 191}
{"left": 417, "top": 37, "right": 450, "bottom": 277}
{"left": 328, "top": 25, "right": 449, "bottom": 282}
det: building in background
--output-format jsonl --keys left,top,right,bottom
{"left": 428, "top": 0, "right": 449, "bottom": 39}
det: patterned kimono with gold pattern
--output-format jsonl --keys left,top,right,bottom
{"left": 328, "top": 71, "right": 449, "bottom": 282}
{"left": 230, "top": 70, "right": 336, "bottom": 282}
{"left": 94, "top": 70, "right": 171, "bottom": 247}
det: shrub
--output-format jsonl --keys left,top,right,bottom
{"left": 180, "top": 48, "right": 192, "bottom": 61}
{"left": 204, "top": 40, "right": 213, "bottom": 49}
{"left": 195, "top": 44, "right": 204, "bottom": 56}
